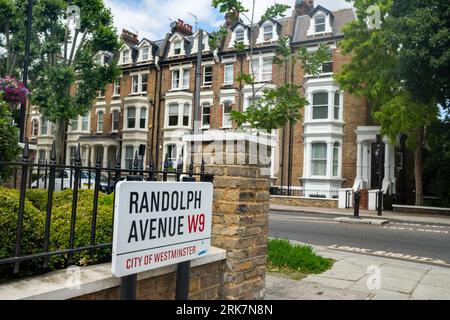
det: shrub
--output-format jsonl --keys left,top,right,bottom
{"left": 268, "top": 239, "right": 333, "bottom": 274}
{"left": 0, "top": 187, "right": 45, "bottom": 279}
{"left": 0, "top": 188, "right": 114, "bottom": 281}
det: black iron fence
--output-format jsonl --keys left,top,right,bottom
{"left": 0, "top": 141, "right": 212, "bottom": 276}
{"left": 270, "top": 186, "right": 339, "bottom": 199}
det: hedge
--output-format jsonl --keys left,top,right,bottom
{"left": 0, "top": 187, "right": 114, "bottom": 282}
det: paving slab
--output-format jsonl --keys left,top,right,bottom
{"left": 412, "top": 284, "right": 450, "bottom": 300}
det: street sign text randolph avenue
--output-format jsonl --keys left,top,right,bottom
{"left": 112, "top": 182, "right": 213, "bottom": 277}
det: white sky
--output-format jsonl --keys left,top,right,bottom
{"left": 104, "top": 0, "right": 354, "bottom": 40}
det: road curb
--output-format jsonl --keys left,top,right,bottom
{"left": 334, "top": 217, "right": 390, "bottom": 226}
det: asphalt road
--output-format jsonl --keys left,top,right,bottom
{"left": 269, "top": 211, "right": 450, "bottom": 265}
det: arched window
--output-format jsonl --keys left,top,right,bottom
{"left": 312, "top": 92, "right": 328, "bottom": 120}
{"left": 311, "top": 143, "right": 327, "bottom": 176}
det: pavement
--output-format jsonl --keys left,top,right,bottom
{"left": 265, "top": 242, "right": 450, "bottom": 300}
{"left": 270, "top": 204, "right": 450, "bottom": 226}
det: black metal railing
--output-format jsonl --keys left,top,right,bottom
{"left": 0, "top": 141, "right": 212, "bottom": 276}
{"left": 270, "top": 186, "right": 339, "bottom": 199}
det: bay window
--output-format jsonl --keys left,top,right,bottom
{"left": 183, "top": 104, "right": 190, "bottom": 126}
{"left": 41, "top": 117, "right": 48, "bottom": 135}
{"left": 168, "top": 104, "right": 179, "bottom": 127}
{"left": 312, "top": 92, "right": 328, "bottom": 120}
{"left": 311, "top": 143, "right": 327, "bottom": 176}
{"left": 333, "top": 143, "right": 340, "bottom": 177}
{"left": 32, "top": 119, "right": 39, "bottom": 136}
{"left": 140, "top": 108, "right": 147, "bottom": 129}
{"left": 334, "top": 92, "right": 340, "bottom": 120}
{"left": 127, "top": 107, "right": 136, "bottom": 129}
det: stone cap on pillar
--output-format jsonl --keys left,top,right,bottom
{"left": 183, "top": 131, "right": 276, "bottom": 173}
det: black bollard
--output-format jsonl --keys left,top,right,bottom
{"left": 354, "top": 191, "right": 361, "bottom": 219}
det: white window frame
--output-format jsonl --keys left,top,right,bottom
{"left": 222, "top": 100, "right": 233, "bottom": 128}
{"left": 203, "top": 65, "right": 213, "bottom": 86}
{"left": 111, "top": 109, "right": 120, "bottom": 132}
{"left": 201, "top": 102, "right": 211, "bottom": 129}
{"left": 312, "top": 91, "right": 329, "bottom": 120}
{"left": 311, "top": 143, "right": 328, "bottom": 177}
{"left": 81, "top": 113, "right": 90, "bottom": 132}
{"left": 333, "top": 143, "right": 340, "bottom": 177}
{"left": 315, "top": 14, "right": 326, "bottom": 33}
{"left": 250, "top": 55, "right": 273, "bottom": 82}
{"left": 171, "top": 68, "right": 190, "bottom": 90}
{"left": 97, "top": 111, "right": 104, "bottom": 133}
{"left": 113, "top": 79, "right": 121, "bottom": 96}
{"left": 230, "top": 26, "right": 249, "bottom": 48}
{"left": 41, "top": 117, "right": 49, "bottom": 136}
{"left": 139, "top": 108, "right": 147, "bottom": 129}
{"left": 131, "top": 75, "right": 139, "bottom": 94}
{"left": 224, "top": 63, "right": 234, "bottom": 85}
{"left": 32, "top": 119, "right": 39, "bottom": 136}
{"left": 125, "top": 146, "right": 135, "bottom": 170}
{"left": 127, "top": 106, "right": 137, "bottom": 129}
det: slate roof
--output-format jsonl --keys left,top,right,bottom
{"left": 292, "top": 8, "right": 355, "bottom": 43}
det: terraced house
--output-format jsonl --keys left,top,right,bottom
{"left": 26, "top": 0, "right": 410, "bottom": 206}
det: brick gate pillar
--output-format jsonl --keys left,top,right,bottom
{"left": 184, "top": 132, "right": 274, "bottom": 300}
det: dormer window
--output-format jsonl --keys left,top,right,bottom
{"left": 122, "top": 49, "right": 130, "bottom": 64}
{"left": 235, "top": 29, "right": 245, "bottom": 43}
{"left": 315, "top": 14, "right": 326, "bottom": 33}
{"left": 174, "top": 40, "right": 182, "bottom": 55}
{"left": 142, "top": 47, "right": 149, "bottom": 60}
{"left": 263, "top": 25, "right": 273, "bottom": 41}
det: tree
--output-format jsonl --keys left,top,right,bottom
{"left": 334, "top": 0, "right": 444, "bottom": 206}
{"left": 211, "top": 0, "right": 328, "bottom": 134}
{"left": 0, "top": 0, "right": 121, "bottom": 164}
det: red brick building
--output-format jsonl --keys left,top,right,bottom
{"left": 27, "top": 0, "right": 403, "bottom": 201}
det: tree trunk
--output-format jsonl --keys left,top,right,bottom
{"left": 415, "top": 126, "right": 424, "bottom": 206}
{"left": 54, "top": 118, "right": 67, "bottom": 165}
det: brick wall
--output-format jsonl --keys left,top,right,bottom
{"left": 75, "top": 261, "right": 224, "bottom": 300}
{"left": 271, "top": 195, "right": 338, "bottom": 209}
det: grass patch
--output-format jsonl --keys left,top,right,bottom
{"left": 268, "top": 239, "right": 333, "bottom": 278}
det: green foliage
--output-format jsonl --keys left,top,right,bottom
{"left": 235, "top": 72, "right": 254, "bottom": 85}
{"left": 0, "top": 187, "right": 45, "bottom": 278}
{"left": 0, "top": 97, "right": 20, "bottom": 180}
{"left": 261, "top": 3, "right": 291, "bottom": 22}
{"left": 423, "top": 119, "right": 450, "bottom": 205}
{"left": 208, "top": 26, "right": 228, "bottom": 51}
{"left": 212, "top": 0, "right": 248, "bottom": 14}
{"left": 298, "top": 44, "right": 331, "bottom": 76}
{"left": 268, "top": 239, "right": 333, "bottom": 274}
{"left": 231, "top": 84, "right": 307, "bottom": 132}
{"left": 0, "top": 187, "right": 114, "bottom": 282}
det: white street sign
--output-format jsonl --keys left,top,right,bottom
{"left": 112, "top": 181, "right": 213, "bottom": 277}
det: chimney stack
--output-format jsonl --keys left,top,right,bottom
{"left": 170, "top": 19, "right": 193, "bottom": 36}
{"left": 121, "top": 29, "right": 139, "bottom": 45}
{"left": 225, "top": 9, "right": 239, "bottom": 28}
{"left": 295, "top": 0, "right": 314, "bottom": 15}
